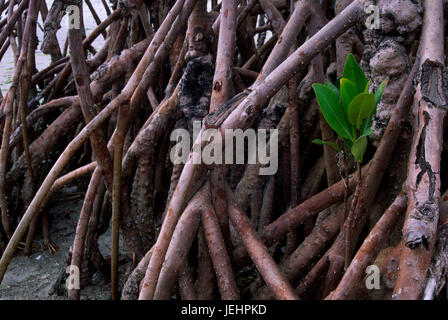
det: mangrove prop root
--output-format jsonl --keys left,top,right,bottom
{"left": 0, "top": 0, "right": 447, "bottom": 301}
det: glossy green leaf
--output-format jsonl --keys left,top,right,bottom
{"left": 364, "top": 79, "right": 371, "bottom": 92}
{"left": 343, "top": 138, "right": 353, "bottom": 149}
{"left": 375, "top": 79, "right": 388, "bottom": 106}
{"left": 342, "top": 54, "right": 368, "bottom": 94}
{"left": 347, "top": 92, "right": 375, "bottom": 130}
{"left": 325, "top": 81, "right": 340, "bottom": 96}
{"left": 340, "top": 78, "right": 358, "bottom": 112}
{"left": 351, "top": 136, "right": 368, "bottom": 163}
{"left": 312, "top": 139, "right": 341, "bottom": 152}
{"left": 360, "top": 117, "right": 372, "bottom": 137}
{"left": 312, "top": 84, "right": 354, "bottom": 140}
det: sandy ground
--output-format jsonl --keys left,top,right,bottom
{"left": 0, "top": 193, "right": 114, "bottom": 300}
{"left": 0, "top": 185, "right": 129, "bottom": 300}
{"left": 0, "top": 1, "right": 123, "bottom": 300}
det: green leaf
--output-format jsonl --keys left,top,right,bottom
{"left": 347, "top": 92, "right": 376, "bottom": 130}
{"left": 364, "top": 79, "right": 371, "bottom": 92}
{"left": 325, "top": 81, "right": 340, "bottom": 96}
{"left": 375, "top": 79, "right": 388, "bottom": 106}
{"left": 342, "top": 54, "right": 368, "bottom": 94}
{"left": 351, "top": 136, "right": 368, "bottom": 163}
{"left": 312, "top": 84, "right": 354, "bottom": 140}
{"left": 360, "top": 117, "right": 372, "bottom": 137}
{"left": 312, "top": 139, "right": 341, "bottom": 152}
{"left": 340, "top": 78, "right": 358, "bottom": 112}
{"left": 343, "top": 138, "right": 353, "bottom": 149}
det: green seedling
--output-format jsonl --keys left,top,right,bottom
{"left": 312, "top": 53, "right": 387, "bottom": 269}
{"left": 312, "top": 53, "right": 387, "bottom": 163}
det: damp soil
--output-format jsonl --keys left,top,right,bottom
{"left": 0, "top": 1, "right": 115, "bottom": 300}
{"left": 0, "top": 187, "right": 129, "bottom": 300}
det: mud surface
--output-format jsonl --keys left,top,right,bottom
{"left": 0, "top": 1, "right": 112, "bottom": 300}
{"left": 0, "top": 191, "right": 123, "bottom": 300}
